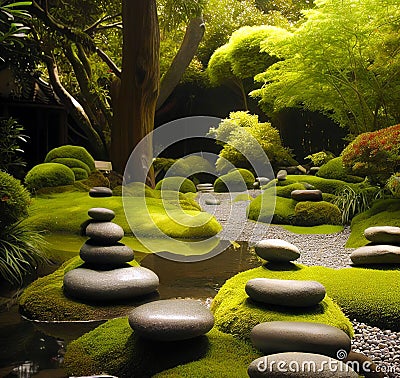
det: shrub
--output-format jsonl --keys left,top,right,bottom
{"left": 0, "top": 171, "right": 31, "bottom": 228}
{"left": 155, "top": 176, "right": 196, "bottom": 193}
{"left": 305, "top": 150, "right": 335, "bottom": 167}
{"left": 317, "top": 157, "right": 363, "bottom": 183}
{"left": 294, "top": 201, "right": 342, "bottom": 226}
{"left": 25, "top": 163, "right": 75, "bottom": 192}
{"left": 71, "top": 168, "right": 89, "bottom": 181}
{"left": 49, "top": 157, "right": 91, "bottom": 174}
{"left": 214, "top": 168, "right": 255, "bottom": 192}
{"left": 386, "top": 173, "right": 400, "bottom": 198}
{"left": 342, "top": 124, "right": 400, "bottom": 184}
{"left": 44, "top": 145, "right": 95, "bottom": 172}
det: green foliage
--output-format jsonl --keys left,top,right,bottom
{"left": 342, "top": 124, "right": 400, "bottom": 184}
{"left": 214, "top": 168, "right": 255, "bottom": 192}
{"left": 49, "top": 157, "right": 91, "bottom": 174}
{"left": 44, "top": 145, "right": 95, "bottom": 172}
{"left": 24, "top": 163, "right": 75, "bottom": 192}
{"left": 386, "top": 173, "right": 400, "bottom": 198}
{"left": 71, "top": 167, "right": 89, "bottom": 181}
{"left": 0, "top": 220, "right": 47, "bottom": 286}
{"left": 155, "top": 176, "right": 197, "bottom": 193}
{"left": 275, "top": 182, "right": 306, "bottom": 198}
{"left": 294, "top": 201, "right": 342, "bottom": 226}
{"left": 317, "top": 157, "right": 364, "bottom": 183}
{"left": 0, "top": 170, "right": 31, "bottom": 228}
{"left": 346, "top": 199, "right": 400, "bottom": 248}
{"left": 305, "top": 150, "right": 335, "bottom": 167}
{"left": 252, "top": 0, "right": 400, "bottom": 134}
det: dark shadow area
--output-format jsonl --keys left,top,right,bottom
{"left": 245, "top": 297, "right": 325, "bottom": 315}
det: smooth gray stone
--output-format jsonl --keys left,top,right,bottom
{"left": 248, "top": 353, "right": 358, "bottom": 377}
{"left": 88, "top": 207, "right": 115, "bottom": 222}
{"left": 253, "top": 181, "right": 260, "bottom": 189}
{"left": 291, "top": 189, "right": 323, "bottom": 202}
{"left": 89, "top": 186, "right": 113, "bottom": 197}
{"left": 254, "top": 239, "right": 300, "bottom": 262}
{"left": 250, "top": 321, "right": 351, "bottom": 358}
{"left": 205, "top": 197, "right": 220, "bottom": 205}
{"left": 196, "top": 183, "right": 214, "bottom": 189}
{"left": 63, "top": 266, "right": 159, "bottom": 301}
{"left": 256, "top": 177, "right": 270, "bottom": 186}
{"left": 129, "top": 299, "right": 214, "bottom": 341}
{"left": 276, "top": 170, "right": 287, "bottom": 181}
{"left": 308, "top": 167, "right": 320, "bottom": 175}
{"left": 86, "top": 221, "right": 124, "bottom": 245}
{"left": 245, "top": 278, "right": 326, "bottom": 307}
{"left": 350, "top": 244, "right": 400, "bottom": 265}
{"left": 364, "top": 226, "right": 400, "bottom": 244}
{"left": 80, "top": 241, "right": 134, "bottom": 265}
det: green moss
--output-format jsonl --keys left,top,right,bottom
{"left": 212, "top": 264, "right": 400, "bottom": 333}
{"left": 214, "top": 169, "right": 255, "bottom": 192}
{"left": 45, "top": 145, "right": 95, "bottom": 171}
{"left": 322, "top": 192, "right": 337, "bottom": 203}
{"left": 64, "top": 319, "right": 259, "bottom": 378}
{"left": 275, "top": 182, "right": 306, "bottom": 198}
{"left": 71, "top": 167, "right": 89, "bottom": 181}
{"left": 280, "top": 224, "right": 344, "bottom": 234}
{"left": 155, "top": 176, "right": 196, "bottom": 193}
{"left": 49, "top": 157, "right": 91, "bottom": 174}
{"left": 25, "top": 163, "right": 75, "bottom": 192}
{"left": 346, "top": 199, "right": 400, "bottom": 247}
{"left": 316, "top": 157, "right": 363, "bottom": 183}
{"left": 294, "top": 201, "right": 342, "bottom": 226}
{"left": 233, "top": 193, "right": 253, "bottom": 202}
{"left": 73, "top": 171, "right": 110, "bottom": 192}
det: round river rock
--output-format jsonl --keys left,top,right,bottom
{"left": 88, "top": 207, "right": 115, "bottom": 222}
{"left": 291, "top": 189, "right": 323, "bottom": 202}
{"left": 80, "top": 241, "right": 134, "bottom": 265}
{"left": 129, "top": 299, "right": 214, "bottom": 341}
{"left": 254, "top": 239, "right": 300, "bottom": 262}
{"left": 245, "top": 278, "right": 326, "bottom": 307}
{"left": 350, "top": 244, "right": 400, "bottom": 265}
{"left": 276, "top": 170, "right": 287, "bottom": 181}
{"left": 250, "top": 321, "right": 351, "bottom": 358}
{"left": 86, "top": 221, "right": 124, "bottom": 245}
{"left": 205, "top": 197, "right": 221, "bottom": 205}
{"left": 63, "top": 266, "right": 159, "bottom": 301}
{"left": 89, "top": 186, "right": 113, "bottom": 197}
{"left": 364, "top": 226, "right": 400, "bottom": 244}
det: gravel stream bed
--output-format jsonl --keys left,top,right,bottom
{"left": 198, "top": 191, "right": 400, "bottom": 377}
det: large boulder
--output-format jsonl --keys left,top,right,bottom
{"left": 254, "top": 239, "right": 300, "bottom": 262}
{"left": 364, "top": 226, "right": 400, "bottom": 244}
{"left": 350, "top": 245, "right": 400, "bottom": 265}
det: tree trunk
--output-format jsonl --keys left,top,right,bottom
{"left": 111, "top": 0, "right": 160, "bottom": 185}
{"left": 156, "top": 16, "right": 205, "bottom": 110}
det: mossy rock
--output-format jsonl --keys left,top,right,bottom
{"left": 64, "top": 319, "right": 259, "bottom": 378}
{"left": 155, "top": 176, "right": 196, "bottom": 193}
{"left": 294, "top": 201, "right": 342, "bottom": 226}
{"left": 45, "top": 145, "right": 95, "bottom": 171}
{"left": 212, "top": 264, "right": 400, "bottom": 333}
{"left": 71, "top": 167, "right": 89, "bottom": 181}
{"left": 211, "top": 265, "right": 353, "bottom": 340}
{"left": 316, "top": 157, "right": 364, "bottom": 183}
{"left": 49, "top": 157, "right": 91, "bottom": 174}
{"left": 18, "top": 256, "right": 147, "bottom": 321}
{"left": 347, "top": 199, "right": 400, "bottom": 248}
{"left": 214, "top": 169, "right": 255, "bottom": 192}
{"left": 25, "top": 163, "right": 75, "bottom": 192}
{"left": 73, "top": 171, "right": 110, "bottom": 192}
{"left": 275, "top": 182, "right": 306, "bottom": 198}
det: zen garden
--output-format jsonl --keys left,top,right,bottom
{"left": 1, "top": 0, "right": 400, "bottom": 377}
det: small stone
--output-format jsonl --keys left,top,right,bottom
{"left": 308, "top": 167, "right": 320, "bottom": 175}
{"left": 80, "top": 241, "right": 134, "bottom": 265}
{"left": 291, "top": 189, "right": 323, "bottom": 202}
{"left": 256, "top": 177, "right": 270, "bottom": 186}
{"left": 196, "top": 183, "right": 214, "bottom": 190}
{"left": 88, "top": 207, "right": 115, "bottom": 222}
{"left": 205, "top": 197, "right": 221, "bottom": 205}
{"left": 344, "top": 351, "right": 384, "bottom": 378}
{"left": 276, "top": 170, "right": 287, "bottom": 181}
{"left": 128, "top": 299, "right": 214, "bottom": 341}
{"left": 250, "top": 321, "right": 351, "bottom": 358}
{"left": 364, "top": 226, "right": 400, "bottom": 244}
{"left": 245, "top": 278, "right": 326, "bottom": 307}
{"left": 350, "top": 245, "right": 400, "bottom": 265}
{"left": 86, "top": 222, "right": 124, "bottom": 245}
{"left": 254, "top": 239, "right": 300, "bottom": 262}
{"left": 89, "top": 186, "right": 113, "bottom": 197}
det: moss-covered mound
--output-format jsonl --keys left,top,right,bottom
{"left": 211, "top": 264, "right": 400, "bottom": 332}
{"left": 294, "top": 201, "right": 342, "bottom": 226}
{"left": 49, "top": 157, "right": 91, "bottom": 174}
{"left": 346, "top": 199, "right": 400, "bottom": 248}
{"left": 214, "top": 169, "right": 255, "bottom": 192}
{"left": 18, "top": 256, "right": 147, "bottom": 321}
{"left": 64, "top": 319, "right": 259, "bottom": 378}
{"left": 25, "top": 163, "right": 75, "bottom": 192}
{"left": 316, "top": 157, "right": 364, "bottom": 183}
{"left": 233, "top": 193, "right": 254, "bottom": 202}
{"left": 155, "top": 176, "right": 196, "bottom": 193}
{"left": 71, "top": 167, "right": 89, "bottom": 181}
{"left": 45, "top": 145, "right": 95, "bottom": 172}
{"left": 275, "top": 182, "right": 306, "bottom": 198}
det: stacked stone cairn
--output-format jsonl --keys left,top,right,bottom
{"left": 247, "top": 239, "right": 357, "bottom": 377}
{"left": 196, "top": 183, "right": 214, "bottom": 192}
{"left": 253, "top": 177, "right": 270, "bottom": 189}
{"left": 350, "top": 226, "right": 400, "bottom": 265}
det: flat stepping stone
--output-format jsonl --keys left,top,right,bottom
{"left": 250, "top": 321, "right": 351, "bottom": 358}
{"left": 80, "top": 241, "right": 134, "bottom": 265}
{"left": 63, "top": 266, "right": 159, "bottom": 301}
{"left": 89, "top": 186, "right": 113, "bottom": 197}
{"left": 86, "top": 221, "right": 124, "bottom": 245}
{"left": 291, "top": 189, "right": 323, "bottom": 202}
{"left": 128, "top": 299, "right": 214, "bottom": 341}
{"left": 204, "top": 197, "right": 220, "bottom": 205}
{"left": 248, "top": 353, "right": 358, "bottom": 377}
{"left": 364, "top": 226, "right": 400, "bottom": 244}
{"left": 350, "top": 245, "right": 400, "bottom": 265}
{"left": 276, "top": 169, "right": 287, "bottom": 181}
{"left": 88, "top": 207, "right": 115, "bottom": 222}
{"left": 254, "top": 239, "right": 300, "bottom": 262}
{"left": 245, "top": 278, "right": 326, "bottom": 307}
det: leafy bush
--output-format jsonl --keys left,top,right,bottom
{"left": 25, "top": 163, "right": 75, "bottom": 192}
{"left": 386, "top": 173, "right": 400, "bottom": 198}
{"left": 71, "top": 168, "right": 88, "bottom": 181}
{"left": 45, "top": 145, "right": 95, "bottom": 172}
{"left": 214, "top": 168, "right": 255, "bottom": 192}
{"left": 49, "top": 157, "right": 91, "bottom": 174}
{"left": 155, "top": 176, "right": 196, "bottom": 193}
{"left": 0, "top": 171, "right": 31, "bottom": 228}
{"left": 342, "top": 124, "right": 400, "bottom": 184}
{"left": 317, "top": 157, "right": 363, "bottom": 183}
{"left": 294, "top": 201, "right": 342, "bottom": 226}
{"left": 305, "top": 150, "right": 335, "bottom": 167}
{"left": 208, "top": 111, "right": 296, "bottom": 173}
